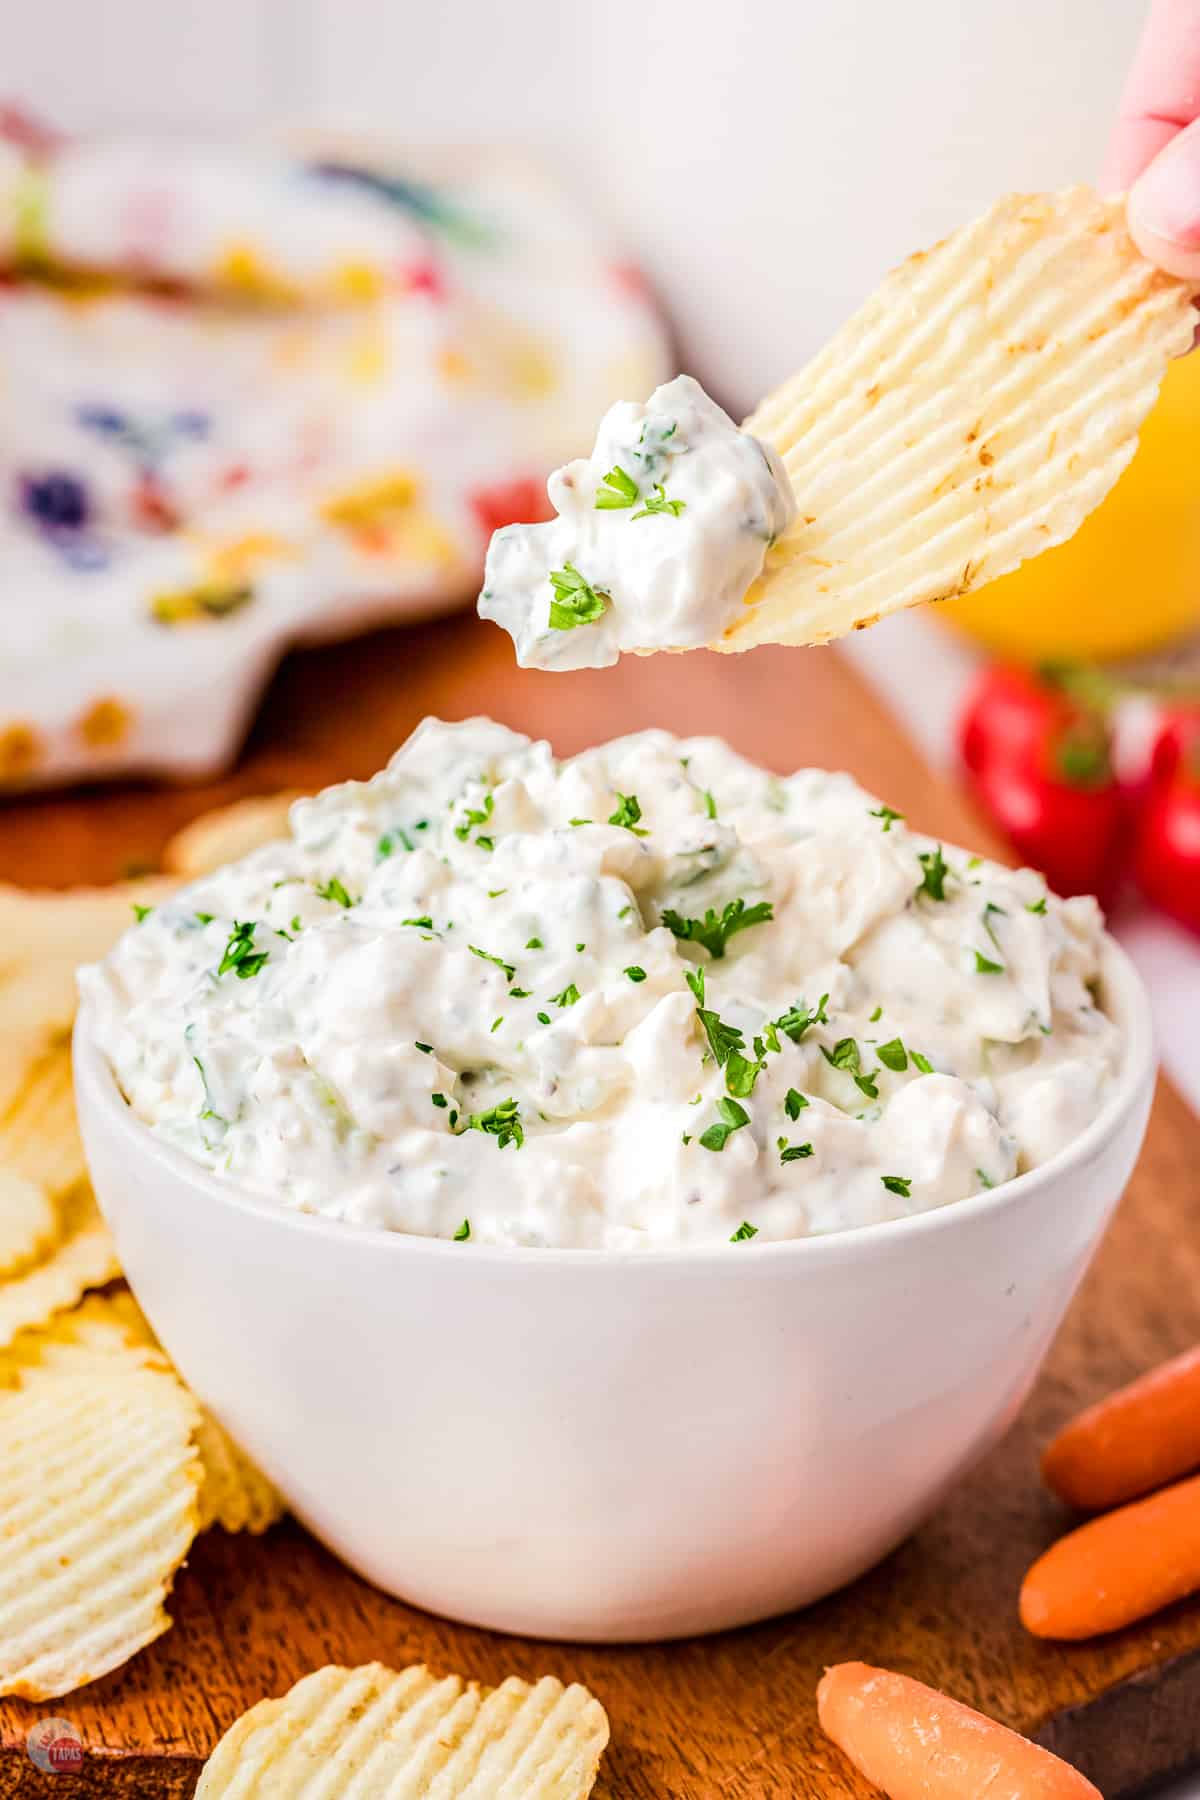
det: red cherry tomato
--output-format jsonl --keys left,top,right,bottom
{"left": 468, "top": 476, "right": 553, "bottom": 540}
{"left": 959, "top": 664, "right": 1065, "bottom": 777}
{"left": 958, "top": 665, "right": 1124, "bottom": 901}
{"left": 1135, "top": 751, "right": 1200, "bottom": 936}
{"left": 1147, "top": 705, "right": 1200, "bottom": 789}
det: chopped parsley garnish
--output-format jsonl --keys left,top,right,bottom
{"left": 550, "top": 983, "right": 580, "bottom": 1008}
{"left": 454, "top": 793, "right": 494, "bottom": 843}
{"left": 974, "top": 950, "right": 1005, "bottom": 975}
{"left": 415, "top": 1042, "right": 433, "bottom": 1054}
{"left": 784, "top": 1088, "right": 808, "bottom": 1120}
{"left": 576, "top": 942, "right": 586, "bottom": 952}
{"left": 453, "top": 1218, "right": 471, "bottom": 1241}
{"left": 314, "top": 876, "right": 356, "bottom": 908}
{"left": 475, "top": 837, "right": 494, "bottom": 853}
{"left": 608, "top": 792, "right": 648, "bottom": 835}
{"left": 290, "top": 915, "right": 302, "bottom": 935}
{"left": 403, "top": 915, "right": 434, "bottom": 931}
{"left": 617, "top": 904, "right": 633, "bottom": 920}
{"left": 536, "top": 1010, "right": 551, "bottom": 1025}
{"left": 548, "top": 562, "right": 609, "bottom": 630}
{"left": 868, "top": 1005, "right": 882, "bottom": 1022}
{"left": 729, "top": 1219, "right": 758, "bottom": 1241}
{"left": 509, "top": 986, "right": 531, "bottom": 998}
{"left": 916, "top": 845, "right": 950, "bottom": 902}
{"left": 1027, "top": 896, "right": 1048, "bottom": 914}
{"left": 702, "top": 789, "right": 718, "bottom": 820}
{"left": 700, "top": 1097, "right": 750, "bottom": 1153}
{"left": 870, "top": 805, "right": 904, "bottom": 832}
{"left": 488, "top": 888, "right": 507, "bottom": 899}
{"left": 431, "top": 1092, "right": 448, "bottom": 1108}
{"left": 490, "top": 1017, "right": 503, "bottom": 1033}
{"left": 633, "top": 482, "right": 686, "bottom": 521}
{"left": 625, "top": 965, "right": 647, "bottom": 983}
{"left": 131, "top": 903, "right": 154, "bottom": 923}
{"left": 976, "top": 1168, "right": 996, "bottom": 1189}
{"left": 774, "top": 993, "right": 829, "bottom": 1042}
{"left": 821, "top": 1037, "right": 879, "bottom": 1099}
{"left": 217, "top": 920, "right": 269, "bottom": 981}
{"left": 569, "top": 817, "right": 593, "bottom": 827}
{"left": 778, "top": 1139, "right": 814, "bottom": 1164}
{"left": 911, "top": 1050, "right": 934, "bottom": 1074}
{"left": 875, "top": 1038, "right": 908, "bottom": 1072}
{"left": 982, "top": 901, "right": 1007, "bottom": 950}
{"left": 595, "top": 464, "right": 639, "bottom": 509}
{"left": 526, "top": 936, "right": 543, "bottom": 949}
{"left": 377, "top": 828, "right": 414, "bottom": 859}
{"left": 882, "top": 1175, "right": 912, "bottom": 1197}
{"left": 662, "top": 896, "right": 773, "bottom": 960}
{"left": 967, "top": 855, "right": 983, "bottom": 870}
{"left": 469, "top": 944, "right": 515, "bottom": 981}
{"left": 460, "top": 1098, "right": 524, "bottom": 1149}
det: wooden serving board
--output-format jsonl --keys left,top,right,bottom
{"left": 1, "top": 614, "right": 1198, "bottom": 1799}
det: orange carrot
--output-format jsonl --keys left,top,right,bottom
{"left": 1022, "top": 1467, "right": 1200, "bottom": 1639}
{"left": 816, "top": 1662, "right": 1100, "bottom": 1799}
{"left": 1041, "top": 1344, "right": 1200, "bottom": 1510}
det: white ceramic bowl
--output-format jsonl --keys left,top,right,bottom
{"left": 73, "top": 938, "right": 1154, "bottom": 1644}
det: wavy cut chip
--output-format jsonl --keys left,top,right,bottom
{"left": 196, "top": 1662, "right": 609, "bottom": 1798}
{"left": 720, "top": 188, "right": 1197, "bottom": 650}
{"left": 0, "top": 1363, "right": 202, "bottom": 1698}
{"left": 0, "top": 1043, "right": 85, "bottom": 1198}
{"left": 164, "top": 793, "right": 302, "bottom": 879}
{"left": 0, "top": 1283, "right": 284, "bottom": 1532}
{"left": 0, "top": 1172, "right": 58, "bottom": 1279}
{"left": 193, "top": 1407, "right": 286, "bottom": 1536}
{"left": 0, "top": 1185, "right": 120, "bottom": 1350}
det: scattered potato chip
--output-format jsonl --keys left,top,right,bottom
{"left": 0, "top": 1363, "right": 202, "bottom": 1698}
{"left": 164, "top": 793, "right": 301, "bottom": 879}
{"left": 0, "top": 1185, "right": 119, "bottom": 1350}
{"left": 0, "top": 1286, "right": 168, "bottom": 1389}
{"left": 196, "top": 1662, "right": 610, "bottom": 1798}
{"left": 193, "top": 1407, "right": 286, "bottom": 1536}
{"left": 0, "top": 1172, "right": 57, "bottom": 1279}
{"left": 0, "top": 877, "right": 173, "bottom": 1117}
{"left": 0, "top": 1044, "right": 85, "bottom": 1198}
{"left": 721, "top": 188, "right": 1197, "bottom": 650}
{"left": 0, "top": 1283, "right": 285, "bottom": 1532}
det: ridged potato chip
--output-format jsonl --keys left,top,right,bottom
{"left": 0, "top": 877, "right": 171, "bottom": 1117}
{"left": 0, "top": 1287, "right": 169, "bottom": 1388}
{"left": 196, "top": 1662, "right": 610, "bottom": 1798}
{"left": 720, "top": 188, "right": 1197, "bottom": 650}
{"left": 0, "top": 1184, "right": 119, "bottom": 1350}
{"left": 164, "top": 793, "right": 301, "bottom": 878}
{"left": 0, "top": 1172, "right": 57, "bottom": 1279}
{"left": 193, "top": 1407, "right": 286, "bottom": 1536}
{"left": 0, "top": 1363, "right": 202, "bottom": 1699}
{"left": 0, "top": 1283, "right": 284, "bottom": 1532}
{"left": 0, "top": 1043, "right": 85, "bottom": 1198}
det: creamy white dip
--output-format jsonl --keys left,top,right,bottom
{"left": 82, "top": 719, "right": 1120, "bottom": 1249}
{"left": 478, "top": 375, "right": 796, "bottom": 668}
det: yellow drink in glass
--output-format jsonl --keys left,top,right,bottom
{"left": 942, "top": 349, "right": 1200, "bottom": 662}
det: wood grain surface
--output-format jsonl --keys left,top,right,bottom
{"left": 0, "top": 613, "right": 1197, "bottom": 1799}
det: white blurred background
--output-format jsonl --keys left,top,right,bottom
{"left": 0, "top": 0, "right": 1147, "bottom": 408}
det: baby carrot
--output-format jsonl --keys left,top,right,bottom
{"left": 1041, "top": 1344, "right": 1200, "bottom": 1510}
{"left": 1021, "top": 1468, "right": 1200, "bottom": 1639}
{"left": 816, "top": 1662, "right": 1100, "bottom": 1799}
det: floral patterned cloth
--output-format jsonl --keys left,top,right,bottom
{"left": 0, "top": 126, "right": 670, "bottom": 786}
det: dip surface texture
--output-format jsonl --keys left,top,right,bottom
{"left": 82, "top": 719, "right": 1120, "bottom": 1248}
{"left": 478, "top": 375, "right": 796, "bottom": 668}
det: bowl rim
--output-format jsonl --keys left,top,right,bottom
{"left": 73, "top": 932, "right": 1155, "bottom": 1272}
